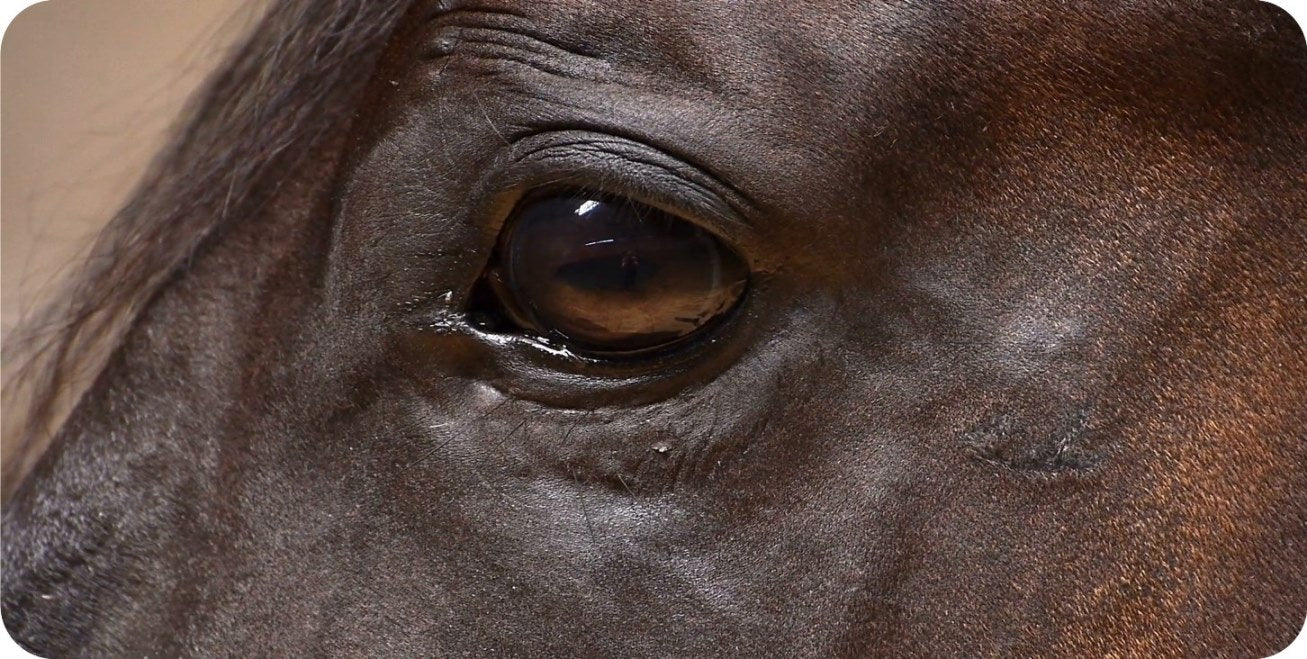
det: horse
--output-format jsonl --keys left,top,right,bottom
{"left": 3, "top": 0, "right": 1305, "bottom": 655}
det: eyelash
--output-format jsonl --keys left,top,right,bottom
{"left": 480, "top": 130, "right": 756, "bottom": 247}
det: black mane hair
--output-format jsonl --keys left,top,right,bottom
{"left": 1, "top": 0, "right": 412, "bottom": 498}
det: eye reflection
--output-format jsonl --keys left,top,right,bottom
{"left": 475, "top": 191, "right": 749, "bottom": 355}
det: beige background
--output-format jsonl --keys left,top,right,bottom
{"left": 1, "top": 0, "right": 265, "bottom": 339}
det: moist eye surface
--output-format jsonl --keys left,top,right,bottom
{"left": 477, "top": 191, "right": 749, "bottom": 356}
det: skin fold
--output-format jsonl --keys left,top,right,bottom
{"left": 3, "top": 0, "right": 1305, "bottom": 655}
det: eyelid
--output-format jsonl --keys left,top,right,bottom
{"left": 485, "top": 130, "right": 767, "bottom": 266}
{"left": 442, "top": 129, "right": 772, "bottom": 321}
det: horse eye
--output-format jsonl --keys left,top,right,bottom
{"left": 474, "top": 192, "right": 749, "bottom": 356}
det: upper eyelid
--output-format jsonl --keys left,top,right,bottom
{"left": 531, "top": 143, "right": 729, "bottom": 221}
{"left": 492, "top": 131, "right": 766, "bottom": 261}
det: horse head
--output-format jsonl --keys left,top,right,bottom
{"left": 4, "top": 1, "right": 1305, "bottom": 654}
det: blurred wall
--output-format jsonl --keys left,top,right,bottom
{"left": 1, "top": 0, "right": 265, "bottom": 338}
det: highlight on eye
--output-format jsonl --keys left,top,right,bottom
{"left": 467, "top": 190, "right": 749, "bottom": 356}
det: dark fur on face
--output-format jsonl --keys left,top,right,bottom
{"left": 3, "top": 0, "right": 1305, "bottom": 655}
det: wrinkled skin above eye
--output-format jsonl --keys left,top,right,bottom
{"left": 484, "top": 192, "right": 749, "bottom": 354}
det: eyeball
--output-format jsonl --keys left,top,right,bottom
{"left": 480, "top": 191, "right": 749, "bottom": 356}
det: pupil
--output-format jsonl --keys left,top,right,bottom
{"left": 482, "top": 192, "right": 748, "bottom": 355}
{"left": 555, "top": 250, "right": 652, "bottom": 293}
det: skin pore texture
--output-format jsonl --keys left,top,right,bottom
{"left": 3, "top": 0, "right": 1305, "bottom": 655}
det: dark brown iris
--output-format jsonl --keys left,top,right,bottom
{"left": 476, "top": 191, "right": 748, "bottom": 355}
